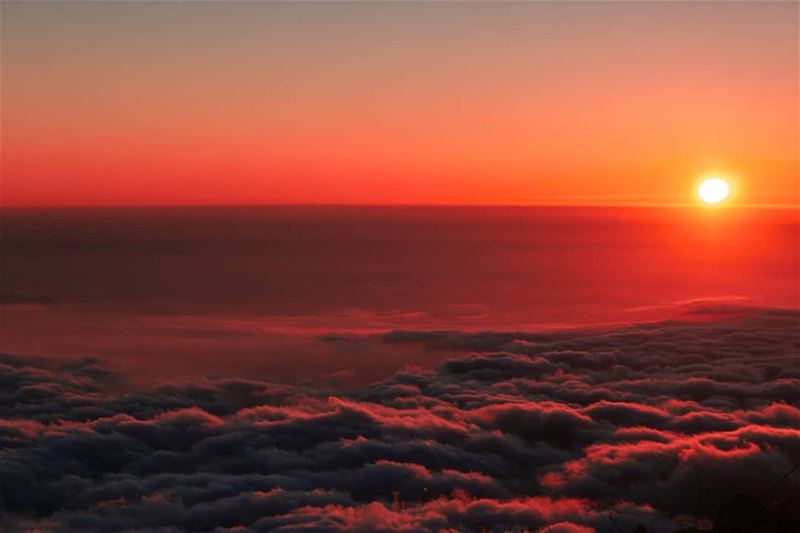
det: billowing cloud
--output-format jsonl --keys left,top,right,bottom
{"left": 0, "top": 306, "right": 798, "bottom": 532}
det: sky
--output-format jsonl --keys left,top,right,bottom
{"left": 2, "top": 0, "right": 798, "bottom": 207}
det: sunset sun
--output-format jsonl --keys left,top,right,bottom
{"left": 697, "top": 177, "right": 731, "bottom": 205}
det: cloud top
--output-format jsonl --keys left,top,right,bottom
{"left": 1, "top": 306, "right": 798, "bottom": 532}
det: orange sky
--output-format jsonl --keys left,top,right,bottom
{"left": 2, "top": 1, "right": 798, "bottom": 207}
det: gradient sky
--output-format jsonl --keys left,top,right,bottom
{"left": 2, "top": 1, "right": 798, "bottom": 207}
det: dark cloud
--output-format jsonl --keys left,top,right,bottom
{"left": 0, "top": 289, "right": 55, "bottom": 306}
{"left": 0, "top": 306, "right": 798, "bottom": 532}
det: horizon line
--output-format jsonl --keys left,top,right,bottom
{"left": 1, "top": 201, "right": 798, "bottom": 210}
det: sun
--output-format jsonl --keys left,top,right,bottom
{"left": 697, "top": 177, "right": 731, "bottom": 205}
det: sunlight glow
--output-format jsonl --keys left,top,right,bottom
{"left": 698, "top": 178, "right": 731, "bottom": 205}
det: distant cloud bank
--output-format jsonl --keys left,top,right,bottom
{"left": 0, "top": 289, "right": 55, "bottom": 306}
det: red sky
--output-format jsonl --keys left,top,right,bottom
{"left": 2, "top": 1, "right": 798, "bottom": 207}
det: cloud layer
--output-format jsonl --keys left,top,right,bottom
{"left": 1, "top": 307, "right": 798, "bottom": 532}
